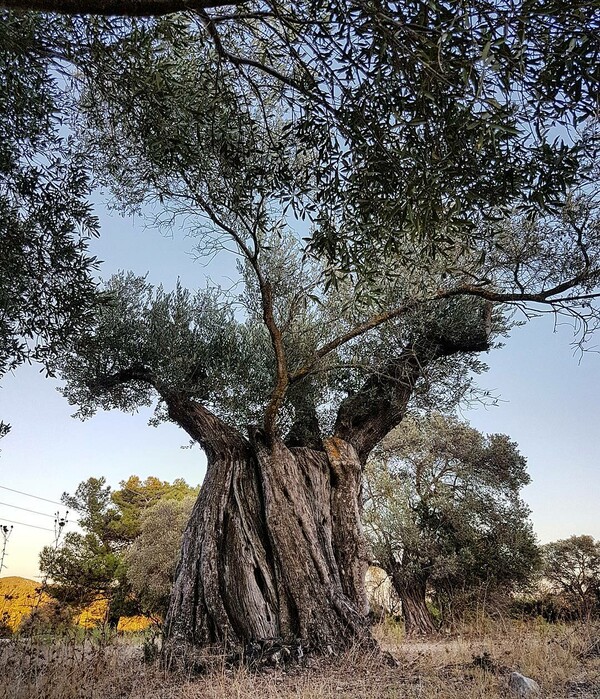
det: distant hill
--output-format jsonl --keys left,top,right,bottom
{"left": 0, "top": 576, "right": 50, "bottom": 631}
{"left": 0, "top": 576, "right": 151, "bottom": 633}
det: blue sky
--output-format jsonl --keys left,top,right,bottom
{"left": 1, "top": 203, "right": 599, "bottom": 580}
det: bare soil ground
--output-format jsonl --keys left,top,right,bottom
{"left": 0, "top": 620, "right": 599, "bottom": 699}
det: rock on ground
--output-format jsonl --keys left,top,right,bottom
{"left": 508, "top": 671, "right": 541, "bottom": 697}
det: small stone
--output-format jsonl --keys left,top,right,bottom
{"left": 508, "top": 671, "right": 541, "bottom": 697}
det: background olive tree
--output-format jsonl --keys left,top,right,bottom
{"left": 125, "top": 495, "right": 196, "bottom": 618}
{"left": 363, "top": 414, "right": 539, "bottom": 635}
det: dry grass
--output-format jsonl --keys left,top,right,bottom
{"left": 0, "top": 620, "right": 599, "bottom": 699}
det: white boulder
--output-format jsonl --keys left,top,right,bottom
{"left": 508, "top": 671, "right": 541, "bottom": 697}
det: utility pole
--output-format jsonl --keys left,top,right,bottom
{"left": 53, "top": 511, "right": 68, "bottom": 546}
{"left": 0, "top": 524, "right": 13, "bottom": 573}
{"left": 31, "top": 510, "right": 69, "bottom": 616}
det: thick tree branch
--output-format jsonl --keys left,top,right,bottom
{"left": 289, "top": 277, "right": 600, "bottom": 385}
{"left": 89, "top": 364, "right": 246, "bottom": 459}
{"left": 260, "top": 279, "right": 289, "bottom": 438}
{"left": 0, "top": 0, "right": 245, "bottom": 16}
{"left": 88, "top": 362, "right": 156, "bottom": 390}
{"left": 334, "top": 304, "right": 493, "bottom": 462}
{"left": 333, "top": 350, "right": 423, "bottom": 464}
{"left": 162, "top": 390, "right": 248, "bottom": 459}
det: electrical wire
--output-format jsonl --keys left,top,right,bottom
{"left": 0, "top": 484, "right": 63, "bottom": 506}
{"left": 0, "top": 501, "right": 56, "bottom": 518}
{"left": 0, "top": 517, "right": 55, "bottom": 532}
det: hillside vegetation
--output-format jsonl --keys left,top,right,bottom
{"left": 0, "top": 577, "right": 150, "bottom": 633}
{"left": 0, "top": 577, "right": 50, "bottom": 632}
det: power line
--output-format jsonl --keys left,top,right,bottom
{"left": 0, "top": 517, "right": 55, "bottom": 533}
{"left": 0, "top": 484, "right": 63, "bottom": 506}
{"left": 0, "top": 501, "right": 55, "bottom": 518}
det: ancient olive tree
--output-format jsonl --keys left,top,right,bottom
{"left": 17, "top": 3, "right": 600, "bottom": 658}
{"left": 59, "top": 265, "right": 500, "bottom": 652}
{"left": 56, "top": 201, "right": 600, "bottom": 658}
{"left": 363, "top": 414, "right": 539, "bottom": 635}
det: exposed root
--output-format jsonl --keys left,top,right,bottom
{"left": 162, "top": 633, "right": 393, "bottom": 675}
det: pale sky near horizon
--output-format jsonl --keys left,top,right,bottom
{"left": 1, "top": 203, "right": 599, "bottom": 581}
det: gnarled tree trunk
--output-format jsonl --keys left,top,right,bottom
{"left": 163, "top": 428, "right": 371, "bottom": 664}
{"left": 390, "top": 569, "right": 437, "bottom": 636}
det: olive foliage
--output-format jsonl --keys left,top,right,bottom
{"left": 59, "top": 4, "right": 600, "bottom": 273}
{"left": 7, "top": 2, "right": 600, "bottom": 271}
{"left": 2, "top": 5, "right": 600, "bottom": 441}
{"left": 0, "top": 13, "right": 99, "bottom": 392}
{"left": 125, "top": 495, "right": 196, "bottom": 617}
{"left": 48, "top": 5, "right": 600, "bottom": 439}
{"left": 58, "top": 266, "right": 498, "bottom": 440}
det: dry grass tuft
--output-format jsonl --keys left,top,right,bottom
{"left": 0, "top": 620, "right": 599, "bottom": 698}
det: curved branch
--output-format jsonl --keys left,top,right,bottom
{"left": 334, "top": 303, "right": 493, "bottom": 462}
{"left": 89, "top": 364, "right": 246, "bottom": 459}
{"left": 197, "top": 9, "right": 310, "bottom": 96}
{"left": 162, "top": 390, "right": 248, "bottom": 459}
{"left": 0, "top": 0, "right": 245, "bottom": 15}
{"left": 289, "top": 276, "right": 600, "bottom": 385}
{"left": 334, "top": 349, "right": 423, "bottom": 464}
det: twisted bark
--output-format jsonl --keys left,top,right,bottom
{"left": 163, "top": 426, "right": 372, "bottom": 667}
{"left": 160, "top": 302, "right": 494, "bottom": 661}
{"left": 390, "top": 567, "right": 437, "bottom": 636}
